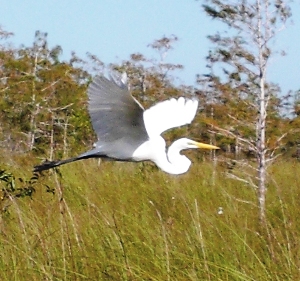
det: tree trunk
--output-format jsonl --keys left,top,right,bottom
{"left": 257, "top": 90, "right": 267, "bottom": 225}
{"left": 257, "top": 0, "right": 267, "bottom": 226}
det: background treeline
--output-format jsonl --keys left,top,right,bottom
{"left": 1, "top": 29, "right": 299, "bottom": 162}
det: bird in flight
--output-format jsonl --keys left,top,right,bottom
{"left": 34, "top": 74, "right": 219, "bottom": 175}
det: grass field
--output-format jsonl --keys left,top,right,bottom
{"left": 0, "top": 156, "right": 299, "bottom": 280}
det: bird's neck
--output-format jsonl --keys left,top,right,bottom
{"left": 133, "top": 137, "right": 191, "bottom": 175}
{"left": 154, "top": 141, "right": 191, "bottom": 175}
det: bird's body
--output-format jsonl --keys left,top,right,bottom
{"left": 34, "top": 74, "right": 219, "bottom": 175}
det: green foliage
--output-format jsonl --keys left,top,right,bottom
{"left": 0, "top": 169, "right": 37, "bottom": 213}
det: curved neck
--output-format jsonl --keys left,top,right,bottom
{"left": 154, "top": 140, "right": 191, "bottom": 175}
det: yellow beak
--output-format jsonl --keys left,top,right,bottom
{"left": 193, "top": 141, "right": 220, "bottom": 150}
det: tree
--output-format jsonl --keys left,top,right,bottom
{"left": 111, "top": 35, "right": 185, "bottom": 103}
{"left": 0, "top": 30, "right": 94, "bottom": 157}
{"left": 199, "top": 0, "right": 292, "bottom": 225}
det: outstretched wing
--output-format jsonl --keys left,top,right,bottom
{"left": 143, "top": 97, "right": 198, "bottom": 138}
{"left": 88, "top": 75, "right": 149, "bottom": 159}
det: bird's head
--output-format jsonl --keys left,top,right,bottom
{"left": 179, "top": 138, "right": 220, "bottom": 150}
{"left": 164, "top": 138, "right": 219, "bottom": 174}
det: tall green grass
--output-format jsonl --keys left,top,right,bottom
{"left": 0, "top": 158, "right": 299, "bottom": 280}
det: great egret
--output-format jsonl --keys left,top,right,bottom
{"left": 34, "top": 74, "right": 219, "bottom": 175}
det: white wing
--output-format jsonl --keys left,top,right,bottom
{"left": 143, "top": 97, "right": 198, "bottom": 138}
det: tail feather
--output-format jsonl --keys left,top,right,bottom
{"left": 33, "top": 157, "right": 79, "bottom": 172}
{"left": 33, "top": 147, "right": 114, "bottom": 172}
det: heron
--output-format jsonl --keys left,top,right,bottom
{"left": 34, "top": 74, "right": 219, "bottom": 175}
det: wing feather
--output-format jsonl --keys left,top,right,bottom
{"left": 143, "top": 97, "right": 198, "bottom": 137}
{"left": 87, "top": 75, "right": 149, "bottom": 159}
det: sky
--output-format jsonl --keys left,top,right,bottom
{"left": 0, "top": 0, "right": 299, "bottom": 94}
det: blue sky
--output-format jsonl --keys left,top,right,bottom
{"left": 0, "top": 0, "right": 299, "bottom": 93}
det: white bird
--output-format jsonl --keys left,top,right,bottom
{"left": 34, "top": 74, "right": 219, "bottom": 175}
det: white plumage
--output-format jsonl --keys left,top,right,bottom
{"left": 143, "top": 97, "right": 198, "bottom": 137}
{"left": 34, "top": 74, "right": 219, "bottom": 175}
